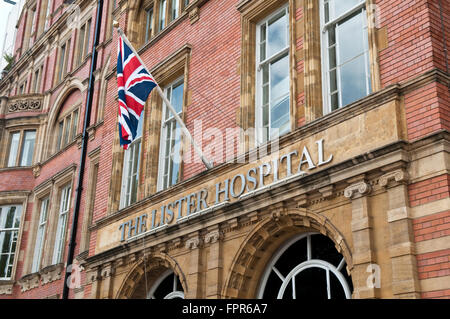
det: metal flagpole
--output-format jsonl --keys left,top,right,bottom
{"left": 114, "top": 22, "right": 213, "bottom": 170}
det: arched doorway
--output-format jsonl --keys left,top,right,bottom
{"left": 258, "top": 232, "right": 353, "bottom": 299}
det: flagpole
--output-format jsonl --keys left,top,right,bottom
{"left": 114, "top": 22, "right": 213, "bottom": 170}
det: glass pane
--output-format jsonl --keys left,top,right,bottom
{"left": 57, "top": 121, "right": 64, "bottom": 150}
{"left": 13, "top": 206, "right": 21, "bottom": 228}
{"left": 330, "top": 272, "right": 347, "bottom": 299}
{"left": 328, "top": 47, "right": 336, "bottom": 69}
{"left": 0, "top": 254, "right": 8, "bottom": 278}
{"left": 5, "top": 206, "right": 16, "bottom": 229}
{"left": 170, "top": 123, "right": 181, "bottom": 186}
{"left": 329, "top": 0, "right": 364, "bottom": 21}
{"left": 1, "top": 232, "right": 11, "bottom": 254}
{"left": 145, "top": 8, "right": 153, "bottom": 42}
{"left": 71, "top": 110, "right": 78, "bottom": 141}
{"left": 20, "top": 130, "right": 36, "bottom": 166}
{"left": 340, "top": 54, "right": 366, "bottom": 106}
{"left": 78, "top": 25, "right": 85, "bottom": 64}
{"left": 270, "top": 96, "right": 290, "bottom": 137}
{"left": 63, "top": 115, "right": 71, "bottom": 146}
{"left": 84, "top": 20, "right": 91, "bottom": 58}
{"left": 270, "top": 55, "right": 289, "bottom": 104}
{"left": 294, "top": 268, "right": 328, "bottom": 299}
{"left": 159, "top": 0, "right": 166, "bottom": 31}
{"left": 267, "top": 10, "right": 287, "bottom": 58}
{"left": 337, "top": 12, "right": 364, "bottom": 63}
{"left": 329, "top": 69, "right": 337, "bottom": 92}
{"left": 7, "top": 132, "right": 20, "bottom": 167}
{"left": 260, "top": 24, "right": 266, "bottom": 61}
{"left": 171, "top": 81, "right": 184, "bottom": 114}
{"left": 172, "top": 0, "right": 179, "bottom": 20}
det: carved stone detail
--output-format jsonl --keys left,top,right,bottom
{"left": 18, "top": 273, "right": 41, "bottom": 292}
{"left": 344, "top": 181, "right": 372, "bottom": 199}
{"left": 7, "top": 96, "right": 43, "bottom": 113}
{"left": 185, "top": 237, "right": 201, "bottom": 250}
{"left": 189, "top": 6, "right": 200, "bottom": 24}
{"left": 380, "top": 169, "right": 409, "bottom": 187}
{"left": 39, "top": 263, "right": 64, "bottom": 285}
{"left": 0, "top": 282, "right": 13, "bottom": 295}
{"left": 32, "top": 163, "right": 42, "bottom": 178}
{"left": 204, "top": 230, "right": 222, "bottom": 244}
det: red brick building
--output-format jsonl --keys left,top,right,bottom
{"left": 0, "top": 0, "right": 448, "bottom": 299}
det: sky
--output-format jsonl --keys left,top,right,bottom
{"left": 0, "top": 0, "right": 22, "bottom": 72}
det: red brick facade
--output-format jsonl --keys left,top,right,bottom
{"left": 0, "top": 0, "right": 448, "bottom": 299}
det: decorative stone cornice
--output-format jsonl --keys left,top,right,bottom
{"left": 380, "top": 169, "right": 409, "bottom": 187}
{"left": 18, "top": 272, "right": 40, "bottom": 292}
{"left": 344, "top": 181, "right": 372, "bottom": 199}
{"left": 39, "top": 263, "right": 64, "bottom": 285}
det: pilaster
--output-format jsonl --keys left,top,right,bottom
{"left": 344, "top": 178, "right": 377, "bottom": 298}
{"left": 380, "top": 167, "right": 421, "bottom": 298}
{"left": 185, "top": 232, "right": 203, "bottom": 298}
{"left": 204, "top": 226, "right": 223, "bottom": 299}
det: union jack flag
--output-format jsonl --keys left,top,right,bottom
{"left": 117, "top": 35, "right": 157, "bottom": 149}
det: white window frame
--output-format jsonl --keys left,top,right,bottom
{"left": 31, "top": 197, "right": 49, "bottom": 273}
{"left": 255, "top": 5, "right": 290, "bottom": 146}
{"left": 52, "top": 185, "right": 71, "bottom": 265}
{"left": 145, "top": 6, "right": 154, "bottom": 43}
{"left": 7, "top": 129, "right": 36, "bottom": 168}
{"left": 320, "top": 0, "right": 371, "bottom": 114}
{"left": 0, "top": 205, "right": 22, "bottom": 280}
{"left": 119, "top": 129, "right": 142, "bottom": 209}
{"left": 257, "top": 232, "right": 351, "bottom": 299}
{"left": 147, "top": 269, "right": 185, "bottom": 299}
{"left": 157, "top": 77, "right": 184, "bottom": 192}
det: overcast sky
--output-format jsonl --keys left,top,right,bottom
{"left": 0, "top": 0, "right": 21, "bottom": 71}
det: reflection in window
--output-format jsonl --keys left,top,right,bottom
{"left": 120, "top": 113, "right": 143, "bottom": 209}
{"left": 158, "top": 78, "right": 183, "bottom": 191}
{"left": 0, "top": 205, "right": 22, "bottom": 280}
{"left": 145, "top": 7, "right": 154, "bottom": 43}
{"left": 256, "top": 6, "right": 290, "bottom": 145}
{"left": 31, "top": 197, "right": 49, "bottom": 273}
{"left": 321, "top": 0, "right": 371, "bottom": 112}
{"left": 56, "top": 109, "right": 79, "bottom": 152}
{"left": 7, "top": 130, "right": 36, "bottom": 167}
{"left": 52, "top": 185, "right": 71, "bottom": 264}
{"left": 159, "top": 0, "right": 167, "bottom": 32}
{"left": 147, "top": 270, "right": 184, "bottom": 299}
{"left": 258, "top": 233, "right": 353, "bottom": 299}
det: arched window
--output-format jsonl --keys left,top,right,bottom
{"left": 258, "top": 232, "right": 353, "bottom": 299}
{"left": 147, "top": 269, "right": 185, "bottom": 299}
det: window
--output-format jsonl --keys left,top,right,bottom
{"left": 320, "top": 0, "right": 371, "bottom": 113}
{"left": 56, "top": 38, "right": 71, "bottom": 83}
{"left": 44, "top": 0, "right": 52, "bottom": 31}
{"left": 170, "top": 0, "right": 179, "bottom": 21}
{"left": 7, "top": 130, "right": 36, "bottom": 167}
{"left": 0, "top": 205, "right": 22, "bottom": 280}
{"left": 258, "top": 233, "right": 353, "bottom": 299}
{"left": 145, "top": 7, "right": 154, "bottom": 43}
{"left": 56, "top": 108, "right": 79, "bottom": 152}
{"left": 52, "top": 185, "right": 71, "bottom": 265}
{"left": 147, "top": 270, "right": 184, "bottom": 299}
{"left": 120, "top": 113, "right": 143, "bottom": 208}
{"left": 157, "top": 78, "right": 183, "bottom": 191}
{"left": 33, "top": 66, "right": 43, "bottom": 93}
{"left": 77, "top": 19, "right": 91, "bottom": 66}
{"left": 18, "top": 80, "right": 27, "bottom": 94}
{"left": 159, "top": 0, "right": 167, "bottom": 32}
{"left": 31, "top": 197, "right": 49, "bottom": 273}
{"left": 255, "top": 6, "right": 290, "bottom": 145}
{"left": 29, "top": 6, "right": 37, "bottom": 47}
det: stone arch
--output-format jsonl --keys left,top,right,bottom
{"left": 222, "top": 208, "right": 353, "bottom": 298}
{"left": 115, "top": 252, "right": 188, "bottom": 299}
{"left": 126, "top": 0, "right": 148, "bottom": 47}
{"left": 45, "top": 79, "right": 85, "bottom": 157}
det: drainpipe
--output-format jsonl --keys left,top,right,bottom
{"left": 62, "top": 0, "right": 103, "bottom": 299}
